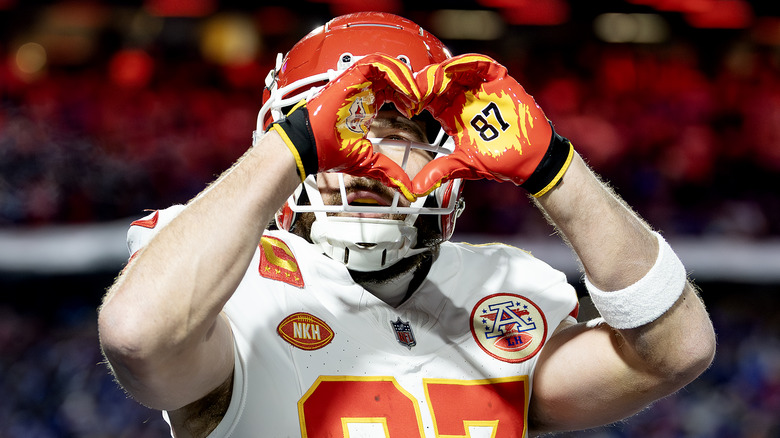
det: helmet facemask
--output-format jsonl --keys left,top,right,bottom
{"left": 257, "top": 12, "right": 465, "bottom": 273}
{"left": 288, "top": 136, "right": 462, "bottom": 272}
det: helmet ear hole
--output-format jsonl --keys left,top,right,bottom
{"left": 337, "top": 52, "right": 358, "bottom": 70}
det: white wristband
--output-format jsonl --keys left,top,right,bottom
{"left": 584, "top": 231, "right": 686, "bottom": 329}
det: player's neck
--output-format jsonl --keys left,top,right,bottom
{"left": 362, "top": 270, "right": 416, "bottom": 307}
{"left": 357, "top": 256, "right": 433, "bottom": 307}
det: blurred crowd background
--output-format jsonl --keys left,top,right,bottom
{"left": 1, "top": 0, "right": 779, "bottom": 437}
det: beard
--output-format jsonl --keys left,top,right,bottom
{"left": 290, "top": 196, "right": 443, "bottom": 286}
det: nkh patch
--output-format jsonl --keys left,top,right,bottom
{"left": 470, "top": 293, "right": 548, "bottom": 363}
{"left": 277, "top": 312, "right": 334, "bottom": 351}
{"left": 391, "top": 317, "right": 416, "bottom": 350}
{"left": 258, "top": 236, "right": 304, "bottom": 288}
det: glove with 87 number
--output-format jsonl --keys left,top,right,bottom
{"left": 412, "top": 54, "right": 574, "bottom": 198}
{"left": 269, "top": 54, "right": 421, "bottom": 201}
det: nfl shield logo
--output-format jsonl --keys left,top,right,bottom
{"left": 391, "top": 317, "right": 416, "bottom": 350}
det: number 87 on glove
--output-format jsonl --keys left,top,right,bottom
{"left": 412, "top": 54, "right": 574, "bottom": 198}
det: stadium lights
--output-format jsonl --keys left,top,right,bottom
{"left": 430, "top": 9, "right": 505, "bottom": 40}
{"left": 628, "top": 0, "right": 753, "bottom": 29}
{"left": 594, "top": 13, "right": 670, "bottom": 44}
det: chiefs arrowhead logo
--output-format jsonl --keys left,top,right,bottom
{"left": 470, "top": 293, "right": 547, "bottom": 363}
{"left": 277, "top": 312, "right": 334, "bottom": 351}
{"left": 344, "top": 96, "right": 374, "bottom": 134}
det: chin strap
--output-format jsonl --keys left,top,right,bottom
{"left": 298, "top": 173, "right": 431, "bottom": 272}
{"left": 310, "top": 216, "right": 428, "bottom": 272}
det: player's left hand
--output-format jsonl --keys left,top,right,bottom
{"left": 269, "top": 54, "right": 422, "bottom": 201}
{"left": 411, "top": 54, "right": 574, "bottom": 197}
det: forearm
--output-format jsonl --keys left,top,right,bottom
{"left": 534, "top": 153, "right": 657, "bottom": 290}
{"left": 98, "top": 131, "right": 299, "bottom": 401}
{"left": 528, "top": 152, "right": 715, "bottom": 431}
{"left": 534, "top": 152, "right": 714, "bottom": 376}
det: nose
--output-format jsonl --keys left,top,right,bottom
{"left": 375, "top": 143, "right": 408, "bottom": 164}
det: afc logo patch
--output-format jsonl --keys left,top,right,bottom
{"left": 470, "top": 293, "right": 548, "bottom": 363}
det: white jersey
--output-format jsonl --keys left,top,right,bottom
{"left": 127, "top": 206, "right": 579, "bottom": 438}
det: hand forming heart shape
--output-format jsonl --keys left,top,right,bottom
{"left": 281, "top": 53, "right": 572, "bottom": 201}
{"left": 407, "top": 54, "right": 572, "bottom": 198}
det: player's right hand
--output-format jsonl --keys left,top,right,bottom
{"left": 268, "top": 54, "right": 421, "bottom": 201}
{"left": 411, "top": 54, "right": 574, "bottom": 198}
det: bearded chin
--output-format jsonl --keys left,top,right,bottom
{"left": 291, "top": 212, "right": 442, "bottom": 285}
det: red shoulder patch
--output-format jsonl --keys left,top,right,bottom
{"left": 130, "top": 210, "right": 160, "bottom": 229}
{"left": 277, "top": 312, "right": 334, "bottom": 350}
{"left": 259, "top": 236, "right": 304, "bottom": 288}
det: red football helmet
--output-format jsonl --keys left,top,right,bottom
{"left": 258, "top": 12, "right": 451, "bottom": 130}
{"left": 256, "top": 12, "right": 465, "bottom": 271}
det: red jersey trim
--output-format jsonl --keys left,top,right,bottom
{"left": 569, "top": 301, "right": 580, "bottom": 320}
{"left": 130, "top": 210, "right": 160, "bottom": 229}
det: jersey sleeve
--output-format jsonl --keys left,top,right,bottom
{"left": 465, "top": 242, "right": 580, "bottom": 326}
{"left": 126, "top": 204, "right": 187, "bottom": 256}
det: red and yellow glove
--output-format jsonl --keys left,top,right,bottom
{"left": 269, "top": 54, "right": 421, "bottom": 201}
{"left": 412, "top": 54, "right": 574, "bottom": 197}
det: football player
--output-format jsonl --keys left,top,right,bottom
{"left": 98, "top": 12, "right": 715, "bottom": 438}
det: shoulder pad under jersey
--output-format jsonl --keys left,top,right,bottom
{"left": 126, "top": 204, "right": 186, "bottom": 255}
